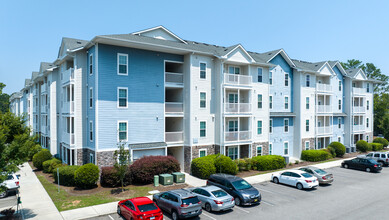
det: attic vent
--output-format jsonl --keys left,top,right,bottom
{"left": 224, "top": 49, "right": 228, "bottom": 51}
{"left": 268, "top": 53, "right": 272, "bottom": 55}
{"left": 77, "top": 41, "right": 82, "bottom": 44}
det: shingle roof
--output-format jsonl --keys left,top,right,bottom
{"left": 31, "top": 72, "right": 39, "bottom": 81}
{"left": 62, "top": 37, "right": 89, "bottom": 51}
{"left": 251, "top": 49, "right": 283, "bottom": 62}
{"left": 24, "top": 79, "right": 31, "bottom": 87}
{"left": 40, "top": 62, "right": 54, "bottom": 73}
{"left": 346, "top": 68, "right": 360, "bottom": 78}
{"left": 327, "top": 61, "right": 338, "bottom": 68}
{"left": 292, "top": 59, "right": 327, "bottom": 72}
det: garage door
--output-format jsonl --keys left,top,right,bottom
{"left": 133, "top": 148, "right": 166, "bottom": 161}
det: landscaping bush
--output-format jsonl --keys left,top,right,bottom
{"left": 74, "top": 163, "right": 100, "bottom": 189}
{"left": 191, "top": 156, "right": 216, "bottom": 179}
{"left": 301, "top": 150, "right": 332, "bottom": 162}
{"left": 251, "top": 155, "right": 286, "bottom": 171}
{"left": 326, "top": 146, "right": 336, "bottom": 158}
{"left": 328, "top": 142, "right": 346, "bottom": 157}
{"left": 356, "top": 140, "right": 369, "bottom": 152}
{"left": 42, "top": 158, "right": 63, "bottom": 173}
{"left": 369, "top": 143, "right": 384, "bottom": 151}
{"left": 53, "top": 165, "right": 80, "bottom": 186}
{"left": 100, "top": 166, "right": 132, "bottom": 187}
{"left": 235, "top": 158, "right": 252, "bottom": 171}
{"left": 373, "top": 137, "right": 389, "bottom": 148}
{"left": 214, "top": 155, "right": 237, "bottom": 175}
{"left": 131, "top": 156, "right": 180, "bottom": 184}
{"left": 32, "top": 149, "right": 53, "bottom": 170}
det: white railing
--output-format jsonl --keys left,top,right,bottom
{"left": 316, "top": 84, "right": 332, "bottom": 92}
{"left": 316, "top": 105, "right": 332, "bottom": 113}
{"left": 353, "top": 106, "right": 365, "bottom": 113}
{"left": 165, "top": 102, "right": 183, "bottom": 113}
{"left": 224, "top": 74, "right": 252, "bottom": 85}
{"left": 70, "top": 101, "right": 74, "bottom": 113}
{"left": 224, "top": 130, "right": 251, "bottom": 142}
{"left": 41, "top": 84, "right": 47, "bottom": 94}
{"left": 353, "top": 125, "right": 365, "bottom": 132}
{"left": 62, "top": 68, "right": 74, "bottom": 84}
{"left": 316, "top": 126, "right": 332, "bottom": 135}
{"left": 165, "top": 131, "right": 183, "bottom": 143}
{"left": 165, "top": 72, "right": 183, "bottom": 85}
{"left": 224, "top": 103, "right": 251, "bottom": 113}
{"left": 353, "top": 87, "right": 366, "bottom": 95}
{"left": 70, "top": 133, "right": 75, "bottom": 145}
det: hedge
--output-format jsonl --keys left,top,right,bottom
{"left": 74, "top": 163, "right": 100, "bottom": 189}
{"left": 214, "top": 155, "right": 237, "bottom": 175}
{"left": 235, "top": 158, "right": 252, "bottom": 171}
{"left": 53, "top": 165, "right": 80, "bottom": 186}
{"left": 100, "top": 166, "right": 132, "bottom": 187}
{"left": 369, "top": 143, "right": 383, "bottom": 151}
{"left": 42, "top": 158, "right": 63, "bottom": 173}
{"left": 301, "top": 150, "right": 332, "bottom": 162}
{"left": 251, "top": 155, "right": 286, "bottom": 171}
{"left": 373, "top": 137, "right": 389, "bottom": 148}
{"left": 131, "top": 156, "right": 180, "bottom": 184}
{"left": 191, "top": 156, "right": 216, "bottom": 179}
{"left": 32, "top": 149, "right": 53, "bottom": 170}
{"left": 356, "top": 140, "right": 369, "bottom": 152}
{"left": 327, "top": 142, "right": 346, "bottom": 157}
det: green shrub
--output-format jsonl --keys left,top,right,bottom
{"left": 100, "top": 166, "right": 132, "bottom": 187}
{"left": 328, "top": 142, "right": 346, "bottom": 157}
{"left": 356, "top": 140, "right": 369, "bottom": 152}
{"left": 236, "top": 158, "right": 253, "bottom": 171}
{"left": 32, "top": 149, "right": 53, "bottom": 170}
{"left": 74, "top": 163, "right": 100, "bottom": 189}
{"left": 131, "top": 156, "right": 180, "bottom": 184}
{"left": 251, "top": 155, "right": 286, "bottom": 171}
{"left": 326, "top": 146, "right": 337, "bottom": 158}
{"left": 53, "top": 165, "right": 80, "bottom": 186}
{"left": 373, "top": 137, "right": 389, "bottom": 148}
{"left": 191, "top": 156, "right": 216, "bottom": 179}
{"left": 214, "top": 155, "right": 237, "bottom": 175}
{"left": 295, "top": 160, "right": 300, "bottom": 164}
{"left": 369, "top": 143, "right": 383, "bottom": 151}
{"left": 301, "top": 150, "right": 332, "bottom": 162}
{"left": 42, "top": 158, "right": 63, "bottom": 173}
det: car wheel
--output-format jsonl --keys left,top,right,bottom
{"left": 117, "top": 206, "right": 121, "bottom": 215}
{"left": 366, "top": 167, "right": 371, "bottom": 172}
{"left": 172, "top": 210, "right": 179, "bottom": 220}
{"left": 344, "top": 164, "right": 349, "bottom": 169}
{"left": 205, "top": 203, "right": 212, "bottom": 212}
{"left": 273, "top": 177, "right": 279, "bottom": 184}
{"left": 296, "top": 183, "right": 304, "bottom": 190}
{"left": 0, "top": 190, "right": 7, "bottom": 199}
{"left": 235, "top": 197, "right": 241, "bottom": 206}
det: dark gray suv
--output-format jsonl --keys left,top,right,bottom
{"left": 153, "top": 189, "right": 202, "bottom": 220}
{"left": 207, "top": 173, "right": 261, "bottom": 206}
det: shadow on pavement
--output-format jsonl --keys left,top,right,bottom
{"left": 22, "top": 208, "right": 37, "bottom": 219}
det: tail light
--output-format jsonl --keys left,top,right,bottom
{"left": 386, "top": 159, "right": 388, "bottom": 162}
{"left": 232, "top": 197, "right": 234, "bottom": 201}
{"left": 15, "top": 181, "right": 19, "bottom": 187}
{"left": 206, "top": 181, "right": 209, "bottom": 185}
{"left": 374, "top": 164, "right": 378, "bottom": 167}
{"left": 214, "top": 200, "right": 224, "bottom": 205}
{"left": 322, "top": 176, "right": 327, "bottom": 180}
{"left": 181, "top": 204, "right": 189, "bottom": 208}
{"left": 198, "top": 201, "right": 201, "bottom": 204}
{"left": 305, "top": 180, "right": 312, "bottom": 183}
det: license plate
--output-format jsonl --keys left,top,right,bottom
{"left": 150, "top": 217, "right": 155, "bottom": 220}
{"left": 254, "top": 199, "right": 258, "bottom": 202}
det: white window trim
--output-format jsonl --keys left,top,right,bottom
{"left": 117, "top": 53, "right": 129, "bottom": 75}
{"left": 89, "top": 54, "right": 93, "bottom": 75}
{"left": 284, "top": 118, "right": 289, "bottom": 133}
{"left": 305, "top": 141, "right": 310, "bottom": 150}
{"left": 283, "top": 141, "right": 289, "bottom": 156}
{"left": 284, "top": 73, "right": 289, "bottom": 87}
{"left": 199, "top": 149, "right": 207, "bottom": 157}
{"left": 338, "top": 117, "right": 342, "bottom": 129}
{"left": 117, "top": 87, "right": 128, "bottom": 109}
{"left": 227, "top": 146, "right": 239, "bottom": 160}
{"left": 200, "top": 121, "right": 207, "bottom": 138}
{"left": 269, "top": 71, "right": 273, "bottom": 85}
{"left": 199, "top": 62, "right": 207, "bottom": 79}
{"left": 269, "top": 143, "right": 273, "bottom": 155}
{"left": 269, "top": 119, "right": 273, "bottom": 134}
{"left": 269, "top": 95, "right": 273, "bottom": 109}
{"left": 366, "top": 118, "right": 369, "bottom": 128}
{"left": 284, "top": 95, "right": 289, "bottom": 110}
{"left": 200, "top": 92, "right": 207, "bottom": 109}
{"left": 257, "top": 67, "right": 263, "bottom": 83}
{"left": 257, "top": 145, "right": 263, "bottom": 156}
{"left": 257, "top": 120, "right": 263, "bottom": 135}
{"left": 339, "top": 80, "right": 342, "bottom": 91}
{"left": 338, "top": 99, "right": 342, "bottom": 110}
{"left": 257, "top": 94, "right": 263, "bottom": 109}
{"left": 306, "top": 74, "right": 310, "bottom": 87}
{"left": 338, "top": 136, "right": 341, "bottom": 143}
{"left": 306, "top": 119, "right": 309, "bottom": 132}
{"left": 89, "top": 121, "right": 93, "bottom": 142}
{"left": 90, "top": 153, "right": 94, "bottom": 164}
{"left": 89, "top": 87, "right": 93, "bottom": 109}
{"left": 117, "top": 120, "right": 128, "bottom": 142}
{"left": 306, "top": 97, "right": 309, "bottom": 109}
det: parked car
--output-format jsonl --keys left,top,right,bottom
{"left": 298, "top": 166, "right": 334, "bottom": 184}
{"left": 271, "top": 170, "right": 319, "bottom": 190}
{"left": 342, "top": 158, "right": 382, "bottom": 172}
{"left": 0, "top": 173, "right": 20, "bottom": 199}
{"left": 153, "top": 189, "right": 202, "bottom": 220}
{"left": 117, "top": 197, "right": 163, "bottom": 220}
{"left": 186, "top": 185, "right": 235, "bottom": 212}
{"left": 358, "top": 152, "right": 389, "bottom": 167}
{"left": 207, "top": 173, "right": 261, "bottom": 206}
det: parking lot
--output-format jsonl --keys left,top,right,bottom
{"left": 85, "top": 166, "right": 389, "bottom": 220}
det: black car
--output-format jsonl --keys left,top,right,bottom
{"left": 207, "top": 173, "right": 261, "bottom": 206}
{"left": 341, "top": 158, "right": 382, "bottom": 172}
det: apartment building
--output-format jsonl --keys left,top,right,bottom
{"left": 9, "top": 26, "right": 379, "bottom": 172}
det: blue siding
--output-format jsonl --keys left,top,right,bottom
{"left": 333, "top": 116, "right": 345, "bottom": 143}
{"left": 270, "top": 117, "right": 294, "bottom": 156}
{"left": 87, "top": 46, "right": 96, "bottom": 150}
{"left": 97, "top": 44, "right": 183, "bottom": 150}
{"left": 333, "top": 66, "right": 345, "bottom": 111}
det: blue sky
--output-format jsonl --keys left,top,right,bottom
{"left": 1, "top": 0, "right": 388, "bottom": 94}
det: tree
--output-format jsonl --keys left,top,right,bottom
{"left": 340, "top": 59, "right": 363, "bottom": 70}
{"left": 374, "top": 93, "right": 389, "bottom": 137}
{"left": 0, "top": 83, "right": 10, "bottom": 113}
{"left": 113, "top": 142, "right": 130, "bottom": 192}
{"left": 361, "top": 63, "right": 389, "bottom": 93}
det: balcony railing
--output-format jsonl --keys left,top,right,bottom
{"left": 165, "top": 72, "right": 183, "bottom": 85}
{"left": 224, "top": 130, "right": 251, "bottom": 142}
{"left": 316, "top": 84, "right": 332, "bottom": 93}
{"left": 62, "top": 68, "right": 74, "bottom": 84}
{"left": 224, "top": 74, "right": 251, "bottom": 85}
{"left": 70, "top": 133, "right": 75, "bottom": 145}
{"left": 62, "top": 132, "right": 75, "bottom": 145}
{"left": 316, "top": 105, "right": 332, "bottom": 113}
{"left": 165, "top": 131, "right": 183, "bottom": 143}
{"left": 224, "top": 103, "right": 251, "bottom": 113}
{"left": 353, "top": 87, "right": 366, "bottom": 95}
{"left": 62, "top": 101, "right": 74, "bottom": 114}
{"left": 41, "top": 84, "right": 47, "bottom": 94}
{"left": 353, "top": 125, "right": 365, "bottom": 132}
{"left": 353, "top": 106, "right": 365, "bottom": 113}
{"left": 316, "top": 126, "right": 332, "bottom": 135}
{"left": 165, "top": 102, "right": 183, "bottom": 113}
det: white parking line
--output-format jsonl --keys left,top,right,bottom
{"left": 234, "top": 206, "right": 250, "bottom": 213}
{"left": 202, "top": 212, "right": 218, "bottom": 220}
{"left": 261, "top": 200, "right": 275, "bottom": 206}
{"left": 108, "top": 215, "right": 114, "bottom": 220}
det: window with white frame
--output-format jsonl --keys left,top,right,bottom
{"left": 229, "top": 66, "right": 240, "bottom": 74}
{"left": 199, "top": 149, "right": 207, "bottom": 158}
{"left": 89, "top": 88, "right": 93, "bottom": 108}
{"left": 338, "top": 117, "right": 342, "bottom": 129}
{"left": 269, "top": 143, "right": 272, "bottom": 155}
{"left": 269, "top": 95, "right": 273, "bottom": 109}
{"left": 338, "top": 136, "right": 341, "bottom": 143}
{"left": 338, "top": 99, "right": 342, "bottom": 110}
{"left": 257, "top": 120, "right": 262, "bottom": 135}
{"left": 228, "top": 146, "right": 238, "bottom": 160}
{"left": 366, "top": 135, "right": 369, "bottom": 142}
{"left": 306, "top": 75, "right": 310, "bottom": 87}
{"left": 269, "top": 119, "right": 273, "bottom": 133}
{"left": 118, "top": 88, "right": 128, "bottom": 108}
{"left": 257, "top": 68, "right": 263, "bottom": 82}
{"left": 284, "top": 142, "right": 289, "bottom": 155}
{"left": 284, "top": 96, "right": 289, "bottom": 109}
{"left": 258, "top": 94, "right": 262, "bottom": 109}
{"left": 89, "top": 121, "right": 93, "bottom": 142}
{"left": 200, "top": 62, "right": 206, "bottom": 79}
{"left": 257, "top": 146, "right": 262, "bottom": 156}
{"left": 367, "top": 83, "right": 370, "bottom": 92}
{"left": 200, "top": 121, "right": 206, "bottom": 137}
{"left": 367, "top": 100, "right": 369, "bottom": 110}
{"left": 305, "top": 141, "right": 310, "bottom": 150}
{"left": 118, "top": 53, "right": 128, "bottom": 75}
{"left": 285, "top": 73, "right": 289, "bottom": 86}
{"left": 306, "top": 120, "right": 309, "bottom": 132}
{"left": 118, "top": 121, "right": 128, "bottom": 141}
{"left": 284, "top": 119, "right": 289, "bottom": 132}
{"left": 269, "top": 71, "right": 273, "bottom": 85}
{"left": 90, "top": 153, "right": 94, "bottom": 164}
{"left": 89, "top": 54, "right": 93, "bottom": 75}
{"left": 366, "top": 118, "right": 369, "bottom": 128}
{"left": 200, "top": 92, "right": 206, "bottom": 108}
{"left": 339, "top": 80, "right": 342, "bottom": 91}
{"left": 306, "top": 97, "right": 309, "bottom": 109}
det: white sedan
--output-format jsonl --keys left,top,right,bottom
{"left": 271, "top": 170, "right": 319, "bottom": 190}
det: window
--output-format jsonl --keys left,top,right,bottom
{"left": 269, "top": 119, "right": 273, "bottom": 133}
{"left": 257, "top": 94, "right": 262, "bottom": 109}
{"left": 284, "top": 73, "right": 289, "bottom": 86}
{"left": 118, "top": 88, "right": 128, "bottom": 108}
{"left": 306, "top": 97, "right": 309, "bottom": 109}
{"left": 200, "top": 62, "right": 206, "bottom": 79}
{"left": 338, "top": 137, "right": 341, "bottom": 143}
{"left": 200, "top": 92, "right": 206, "bottom": 108}
{"left": 257, "top": 120, "right": 262, "bottom": 135}
{"left": 367, "top": 83, "right": 370, "bottom": 92}
{"left": 200, "top": 121, "right": 206, "bottom": 137}
{"left": 89, "top": 88, "right": 94, "bottom": 108}
{"left": 338, "top": 117, "right": 342, "bottom": 129}
{"left": 269, "top": 143, "right": 272, "bottom": 155}
{"left": 306, "top": 75, "right": 310, "bottom": 87}
{"left": 284, "top": 119, "right": 289, "bottom": 133}
{"left": 118, "top": 122, "right": 128, "bottom": 141}
{"left": 284, "top": 142, "right": 289, "bottom": 155}
{"left": 269, "top": 96, "right": 273, "bottom": 109}
{"left": 284, "top": 96, "right": 289, "bottom": 109}
{"left": 90, "top": 153, "right": 94, "bottom": 164}
{"left": 366, "top": 135, "right": 369, "bottom": 142}
{"left": 257, "top": 146, "right": 262, "bottom": 156}
{"left": 118, "top": 53, "right": 128, "bottom": 75}
{"left": 257, "top": 68, "right": 263, "bottom": 82}
{"left": 366, "top": 118, "right": 369, "bottom": 128}
{"left": 338, "top": 100, "right": 342, "bottom": 110}
{"left": 228, "top": 120, "right": 238, "bottom": 131}
{"left": 199, "top": 149, "right": 207, "bottom": 158}
{"left": 89, "top": 121, "right": 93, "bottom": 142}
{"left": 367, "top": 100, "right": 369, "bottom": 110}
{"left": 269, "top": 71, "right": 273, "bottom": 85}
{"left": 229, "top": 66, "right": 240, "bottom": 75}
{"left": 305, "top": 141, "right": 310, "bottom": 150}
{"left": 228, "top": 146, "right": 238, "bottom": 160}
{"left": 339, "top": 81, "right": 342, "bottom": 91}
{"left": 306, "top": 120, "right": 309, "bottom": 132}
{"left": 89, "top": 54, "right": 93, "bottom": 75}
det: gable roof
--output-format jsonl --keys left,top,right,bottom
{"left": 132, "top": 25, "right": 187, "bottom": 44}
{"left": 31, "top": 72, "right": 39, "bottom": 81}
{"left": 39, "top": 62, "right": 54, "bottom": 73}
{"left": 58, "top": 37, "right": 88, "bottom": 58}
{"left": 346, "top": 68, "right": 367, "bottom": 80}
{"left": 292, "top": 59, "right": 326, "bottom": 72}
{"left": 328, "top": 61, "right": 348, "bottom": 76}
{"left": 222, "top": 44, "right": 255, "bottom": 62}
{"left": 255, "top": 49, "right": 296, "bottom": 67}
{"left": 24, "top": 79, "right": 31, "bottom": 88}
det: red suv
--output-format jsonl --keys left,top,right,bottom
{"left": 117, "top": 197, "right": 163, "bottom": 220}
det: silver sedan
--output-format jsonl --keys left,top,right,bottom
{"left": 186, "top": 186, "right": 235, "bottom": 212}
{"left": 299, "top": 166, "right": 334, "bottom": 184}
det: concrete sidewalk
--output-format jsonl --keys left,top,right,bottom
{"left": 16, "top": 162, "right": 63, "bottom": 220}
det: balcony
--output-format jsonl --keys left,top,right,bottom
{"left": 62, "top": 101, "right": 74, "bottom": 114}
{"left": 224, "top": 74, "right": 251, "bottom": 86}
{"left": 353, "top": 87, "right": 366, "bottom": 95}
{"left": 41, "top": 125, "right": 47, "bottom": 135}
{"left": 224, "top": 103, "right": 251, "bottom": 114}
{"left": 41, "top": 104, "right": 47, "bottom": 114}
{"left": 165, "top": 131, "right": 183, "bottom": 143}
{"left": 225, "top": 130, "right": 251, "bottom": 142}
{"left": 353, "top": 106, "right": 365, "bottom": 113}
{"left": 353, "top": 125, "right": 365, "bottom": 132}
{"left": 41, "top": 84, "right": 47, "bottom": 94}
{"left": 316, "top": 126, "right": 332, "bottom": 135}
{"left": 316, "top": 105, "right": 332, "bottom": 113}
{"left": 62, "top": 132, "right": 75, "bottom": 145}
{"left": 165, "top": 72, "right": 183, "bottom": 86}
{"left": 62, "top": 68, "right": 74, "bottom": 85}
{"left": 316, "top": 84, "right": 332, "bottom": 93}
{"left": 165, "top": 102, "right": 183, "bottom": 113}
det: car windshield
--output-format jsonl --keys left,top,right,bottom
{"left": 137, "top": 203, "right": 158, "bottom": 212}
{"left": 232, "top": 180, "right": 252, "bottom": 190}
{"left": 182, "top": 197, "right": 199, "bottom": 205}
{"left": 367, "top": 159, "right": 377, "bottom": 164}
{"left": 301, "top": 173, "right": 313, "bottom": 178}
{"left": 314, "top": 169, "right": 327, "bottom": 175}
{"left": 211, "top": 190, "right": 228, "bottom": 198}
